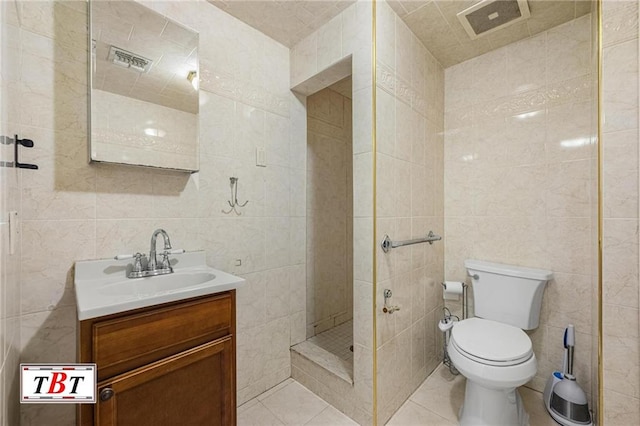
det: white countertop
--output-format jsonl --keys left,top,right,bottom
{"left": 74, "top": 251, "right": 244, "bottom": 320}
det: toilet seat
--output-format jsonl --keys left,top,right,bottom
{"left": 450, "top": 318, "right": 533, "bottom": 367}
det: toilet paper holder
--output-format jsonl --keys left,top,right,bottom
{"left": 442, "top": 281, "right": 469, "bottom": 320}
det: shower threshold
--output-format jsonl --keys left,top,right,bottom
{"left": 291, "top": 321, "right": 354, "bottom": 384}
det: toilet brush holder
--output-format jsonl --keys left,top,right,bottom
{"left": 543, "top": 371, "right": 564, "bottom": 412}
{"left": 546, "top": 325, "right": 593, "bottom": 426}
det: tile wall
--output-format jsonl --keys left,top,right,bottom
{"left": 0, "top": 1, "right": 22, "bottom": 424}
{"left": 601, "top": 0, "right": 640, "bottom": 423}
{"left": 306, "top": 84, "right": 354, "bottom": 338}
{"left": 375, "top": 1, "right": 445, "bottom": 423}
{"left": 290, "top": 2, "right": 374, "bottom": 424}
{"left": 8, "top": 0, "right": 302, "bottom": 424}
{"left": 444, "top": 14, "right": 596, "bottom": 398}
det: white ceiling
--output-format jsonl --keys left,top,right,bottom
{"left": 208, "top": 0, "right": 591, "bottom": 68}
{"left": 207, "top": 0, "right": 356, "bottom": 47}
{"left": 391, "top": 0, "right": 591, "bottom": 67}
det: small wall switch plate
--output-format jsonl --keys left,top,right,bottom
{"left": 9, "top": 210, "right": 18, "bottom": 255}
{"left": 235, "top": 259, "right": 242, "bottom": 266}
{"left": 256, "top": 147, "right": 266, "bottom": 167}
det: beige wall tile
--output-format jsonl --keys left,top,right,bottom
{"left": 546, "top": 101, "right": 593, "bottom": 163}
{"left": 291, "top": 32, "right": 318, "bottom": 87}
{"left": 306, "top": 85, "right": 353, "bottom": 335}
{"left": 603, "top": 390, "right": 640, "bottom": 425}
{"left": 95, "top": 164, "right": 153, "bottom": 219}
{"left": 376, "top": 0, "right": 396, "bottom": 70}
{"left": 375, "top": 5, "right": 445, "bottom": 415}
{"left": 602, "top": 0, "right": 638, "bottom": 48}
{"left": 546, "top": 160, "right": 591, "bottom": 218}
{"left": 444, "top": 13, "right": 598, "bottom": 408}
{"left": 604, "top": 304, "right": 639, "bottom": 340}
{"left": 603, "top": 130, "right": 639, "bottom": 218}
{"left": 352, "top": 87, "right": 373, "bottom": 155}
{"left": 603, "top": 219, "right": 639, "bottom": 309}
{"left": 376, "top": 88, "right": 396, "bottom": 156}
{"left": 20, "top": 306, "right": 76, "bottom": 364}
{"left": 506, "top": 33, "right": 547, "bottom": 95}
{"left": 546, "top": 15, "right": 591, "bottom": 84}
{"left": 604, "top": 335, "right": 640, "bottom": 398}
{"left": 237, "top": 323, "right": 267, "bottom": 392}
{"left": 473, "top": 48, "right": 508, "bottom": 104}
{"left": 602, "top": 38, "right": 639, "bottom": 133}
{"left": 317, "top": 15, "right": 342, "bottom": 71}
{"left": 353, "top": 217, "right": 373, "bottom": 283}
{"left": 546, "top": 218, "right": 591, "bottom": 274}
{"left": 444, "top": 60, "right": 475, "bottom": 112}
{"left": 395, "top": 17, "right": 413, "bottom": 84}
{"left": 21, "top": 220, "right": 95, "bottom": 315}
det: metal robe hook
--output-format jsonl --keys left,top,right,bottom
{"left": 222, "top": 177, "right": 249, "bottom": 215}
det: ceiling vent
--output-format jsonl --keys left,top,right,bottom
{"left": 107, "top": 45, "right": 153, "bottom": 73}
{"left": 457, "top": 0, "right": 530, "bottom": 39}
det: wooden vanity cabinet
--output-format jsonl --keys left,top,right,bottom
{"left": 78, "top": 291, "right": 236, "bottom": 426}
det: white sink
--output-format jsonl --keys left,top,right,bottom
{"left": 97, "top": 271, "right": 217, "bottom": 297}
{"left": 74, "top": 251, "right": 244, "bottom": 320}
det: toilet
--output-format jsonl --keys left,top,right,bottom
{"left": 447, "top": 259, "right": 553, "bottom": 426}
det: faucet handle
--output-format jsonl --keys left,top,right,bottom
{"left": 132, "top": 253, "right": 145, "bottom": 273}
{"left": 157, "top": 249, "right": 183, "bottom": 270}
{"left": 161, "top": 249, "right": 185, "bottom": 255}
{"left": 115, "top": 253, "right": 146, "bottom": 277}
{"left": 115, "top": 252, "right": 146, "bottom": 261}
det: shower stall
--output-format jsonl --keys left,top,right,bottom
{"left": 300, "top": 77, "right": 354, "bottom": 376}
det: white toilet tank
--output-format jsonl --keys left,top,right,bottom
{"left": 465, "top": 259, "right": 553, "bottom": 330}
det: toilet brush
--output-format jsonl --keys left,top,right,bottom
{"left": 548, "top": 325, "right": 593, "bottom": 426}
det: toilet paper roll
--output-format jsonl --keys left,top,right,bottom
{"left": 443, "top": 281, "right": 463, "bottom": 301}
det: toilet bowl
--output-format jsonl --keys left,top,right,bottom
{"left": 448, "top": 317, "right": 536, "bottom": 426}
{"left": 447, "top": 260, "right": 553, "bottom": 426}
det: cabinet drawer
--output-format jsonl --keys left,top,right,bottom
{"left": 93, "top": 293, "right": 232, "bottom": 381}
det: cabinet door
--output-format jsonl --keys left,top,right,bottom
{"left": 97, "top": 337, "right": 235, "bottom": 426}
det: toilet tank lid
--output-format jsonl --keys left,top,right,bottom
{"left": 464, "top": 259, "right": 553, "bottom": 281}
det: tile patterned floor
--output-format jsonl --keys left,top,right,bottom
{"left": 240, "top": 364, "right": 557, "bottom": 426}
{"left": 238, "top": 379, "right": 358, "bottom": 426}
{"left": 308, "top": 320, "right": 353, "bottom": 361}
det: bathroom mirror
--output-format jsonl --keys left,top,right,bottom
{"left": 89, "top": 0, "right": 199, "bottom": 172}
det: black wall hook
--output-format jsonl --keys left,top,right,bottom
{"left": 0, "top": 134, "right": 38, "bottom": 169}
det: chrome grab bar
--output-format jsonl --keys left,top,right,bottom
{"left": 381, "top": 230, "right": 442, "bottom": 253}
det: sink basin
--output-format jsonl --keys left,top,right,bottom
{"left": 97, "top": 271, "right": 217, "bottom": 297}
{"left": 74, "top": 251, "right": 244, "bottom": 320}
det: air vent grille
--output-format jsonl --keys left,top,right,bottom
{"left": 457, "top": 0, "right": 531, "bottom": 39}
{"left": 107, "top": 46, "right": 153, "bottom": 73}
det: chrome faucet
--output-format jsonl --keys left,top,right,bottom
{"left": 115, "top": 229, "right": 185, "bottom": 278}
{"left": 148, "top": 229, "right": 172, "bottom": 273}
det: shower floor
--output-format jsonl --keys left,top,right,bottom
{"left": 291, "top": 320, "right": 353, "bottom": 383}
{"left": 308, "top": 320, "right": 353, "bottom": 361}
